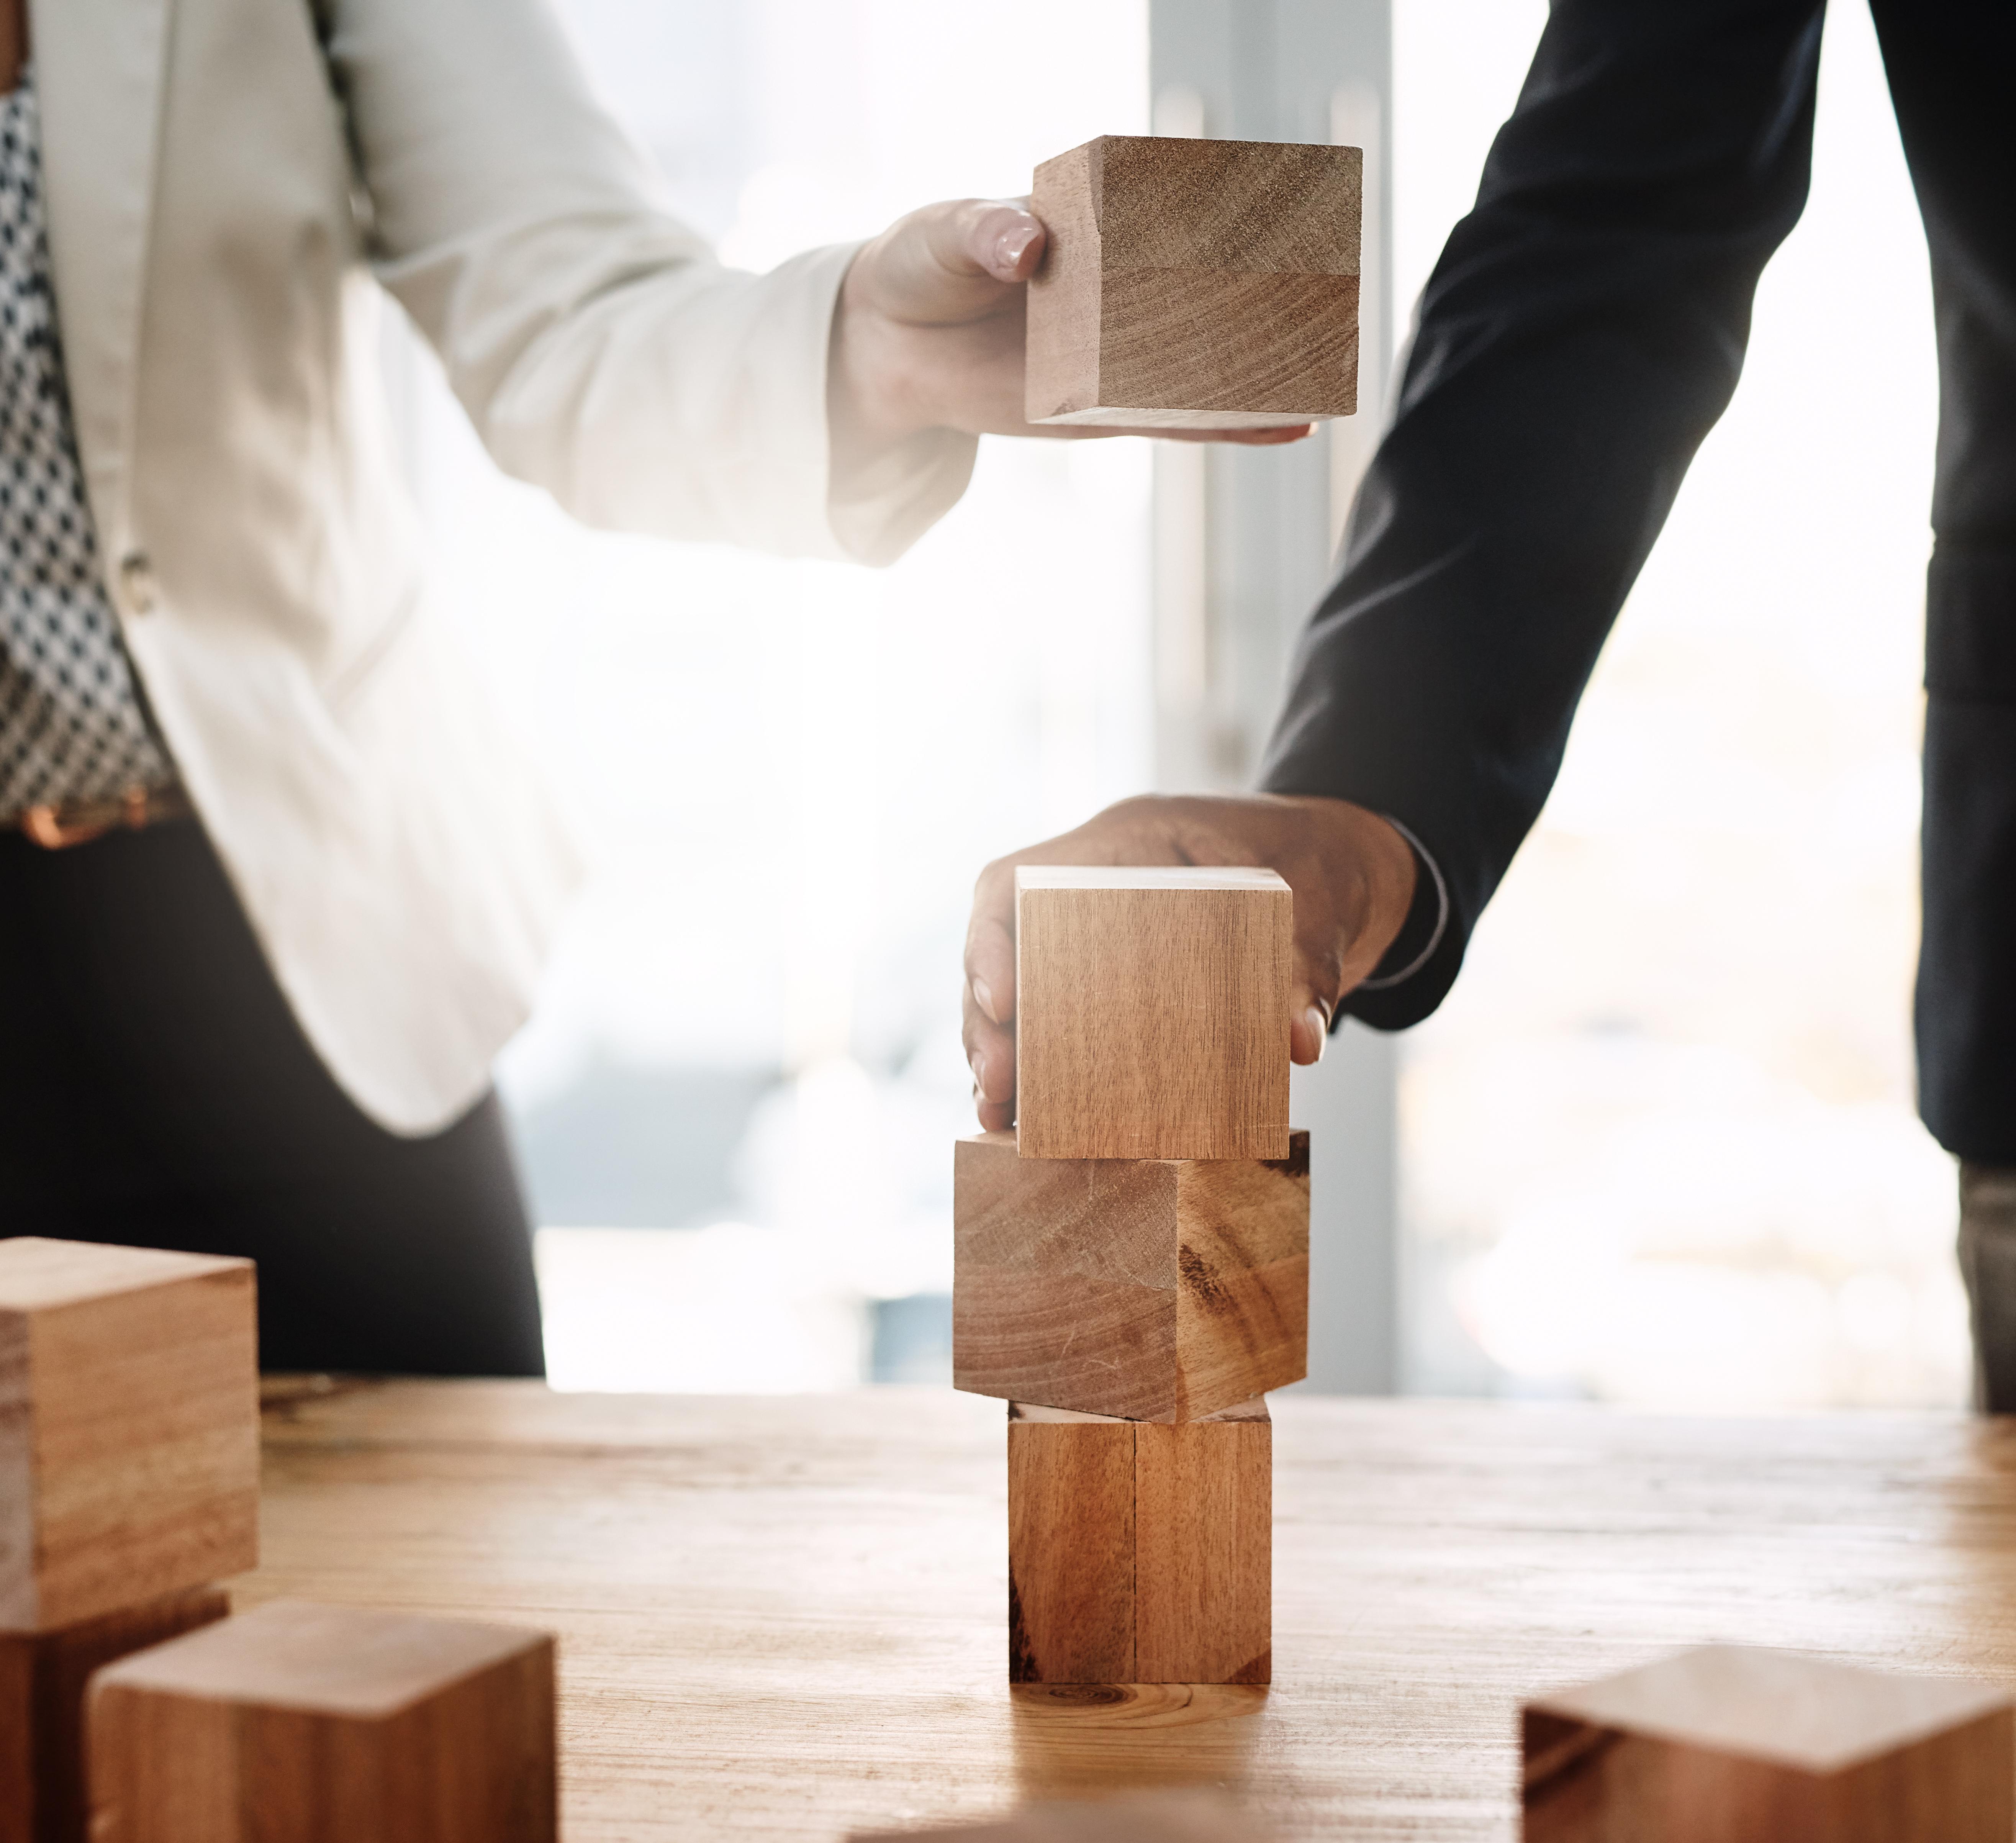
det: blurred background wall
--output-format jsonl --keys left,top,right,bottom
{"left": 383, "top": 0, "right": 1960, "bottom": 1407}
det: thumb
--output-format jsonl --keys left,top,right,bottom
{"left": 960, "top": 201, "right": 1045, "bottom": 282}
{"left": 1289, "top": 986, "right": 1332, "bottom": 1066}
{"left": 860, "top": 199, "right": 1046, "bottom": 326}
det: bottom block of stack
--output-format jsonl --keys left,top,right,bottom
{"left": 0, "top": 1586, "right": 231, "bottom": 1843}
{"left": 87, "top": 1599, "right": 558, "bottom": 1843}
{"left": 1007, "top": 1397, "right": 1269, "bottom": 1685}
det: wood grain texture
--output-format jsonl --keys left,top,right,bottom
{"left": 1007, "top": 1406, "right": 1135, "bottom": 1685}
{"left": 1135, "top": 1402, "right": 1270, "bottom": 1687}
{"left": 851, "top": 1789, "right": 1261, "bottom": 1841}
{"left": 236, "top": 1381, "right": 2016, "bottom": 1839}
{"left": 1521, "top": 1646, "right": 2014, "bottom": 1842}
{"left": 955, "top": 1133, "right": 1307, "bottom": 1421}
{"left": 88, "top": 1599, "right": 557, "bottom": 1843}
{"left": 1008, "top": 1400, "right": 1269, "bottom": 1687}
{"left": 1014, "top": 868, "right": 1291, "bottom": 1162}
{"left": 1027, "top": 136, "right": 1361, "bottom": 426}
{"left": 0, "top": 1238, "right": 259, "bottom": 1633}
{"left": 0, "top": 1586, "right": 229, "bottom": 1843}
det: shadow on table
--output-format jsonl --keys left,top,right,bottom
{"left": 1010, "top": 1684, "right": 1269, "bottom": 1800}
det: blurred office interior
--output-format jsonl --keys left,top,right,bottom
{"left": 383, "top": 0, "right": 1962, "bottom": 1407}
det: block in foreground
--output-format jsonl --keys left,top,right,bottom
{"left": 0, "top": 1587, "right": 229, "bottom": 1843}
{"left": 0, "top": 1238, "right": 259, "bottom": 1633}
{"left": 1522, "top": 1644, "right": 2014, "bottom": 1842}
{"left": 88, "top": 1600, "right": 557, "bottom": 1843}
{"left": 955, "top": 1130, "right": 1307, "bottom": 1421}
{"left": 1014, "top": 867, "right": 1291, "bottom": 1162}
{"left": 1025, "top": 134, "right": 1361, "bottom": 427}
{"left": 1007, "top": 1399, "right": 1269, "bottom": 1686}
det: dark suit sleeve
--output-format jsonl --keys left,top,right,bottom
{"left": 1260, "top": 0, "right": 1826, "bottom": 1029}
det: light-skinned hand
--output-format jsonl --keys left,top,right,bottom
{"left": 828, "top": 199, "right": 1314, "bottom": 465}
{"left": 962, "top": 793, "right": 1418, "bottom": 1133}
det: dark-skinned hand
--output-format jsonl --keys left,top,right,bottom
{"left": 963, "top": 793, "right": 1418, "bottom": 1132}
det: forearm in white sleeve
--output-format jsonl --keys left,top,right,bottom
{"left": 319, "top": 0, "right": 973, "bottom": 563}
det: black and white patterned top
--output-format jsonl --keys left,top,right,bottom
{"left": 0, "top": 69, "right": 172, "bottom": 821}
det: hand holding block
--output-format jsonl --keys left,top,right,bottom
{"left": 1014, "top": 868, "right": 1291, "bottom": 1161}
{"left": 955, "top": 1130, "right": 1307, "bottom": 1420}
{"left": 0, "top": 1587, "right": 229, "bottom": 1843}
{"left": 0, "top": 1238, "right": 258, "bottom": 1633}
{"left": 1522, "top": 1645, "right": 2014, "bottom": 1842}
{"left": 1008, "top": 1399, "right": 1269, "bottom": 1686}
{"left": 1026, "top": 134, "right": 1361, "bottom": 428}
{"left": 88, "top": 1600, "right": 558, "bottom": 1842}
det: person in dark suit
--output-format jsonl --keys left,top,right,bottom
{"left": 963, "top": 0, "right": 2016, "bottom": 1402}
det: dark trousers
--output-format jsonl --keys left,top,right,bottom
{"left": 1262, "top": 0, "right": 2016, "bottom": 1160}
{"left": 0, "top": 819, "right": 546, "bottom": 1375}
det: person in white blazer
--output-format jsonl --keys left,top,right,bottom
{"left": 0, "top": 0, "right": 1304, "bottom": 1372}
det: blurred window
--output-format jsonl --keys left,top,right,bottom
{"left": 385, "top": 0, "right": 1153, "bottom": 1391}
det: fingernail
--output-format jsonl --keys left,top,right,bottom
{"left": 1304, "top": 1005, "right": 1328, "bottom": 1062}
{"left": 992, "top": 224, "right": 1039, "bottom": 275}
{"left": 973, "top": 976, "right": 997, "bottom": 1024}
{"left": 971, "top": 1052, "right": 988, "bottom": 1097}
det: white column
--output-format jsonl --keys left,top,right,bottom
{"left": 1150, "top": 0, "right": 1399, "bottom": 1392}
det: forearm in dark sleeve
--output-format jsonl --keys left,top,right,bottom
{"left": 1261, "top": 0, "right": 1826, "bottom": 1028}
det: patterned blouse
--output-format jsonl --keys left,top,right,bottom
{"left": 0, "top": 69, "right": 173, "bottom": 822}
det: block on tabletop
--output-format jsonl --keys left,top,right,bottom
{"left": 1008, "top": 1399, "right": 1269, "bottom": 1687}
{"left": 1522, "top": 1644, "right": 2014, "bottom": 1842}
{"left": 88, "top": 1599, "right": 558, "bottom": 1843}
{"left": 1014, "top": 867, "right": 1291, "bottom": 1162}
{"left": 0, "top": 1587, "right": 229, "bottom": 1843}
{"left": 0, "top": 1238, "right": 259, "bottom": 1633}
{"left": 1026, "top": 134, "right": 1361, "bottom": 428}
{"left": 955, "top": 1129, "right": 1307, "bottom": 1421}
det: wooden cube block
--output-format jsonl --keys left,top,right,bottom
{"left": 0, "top": 1238, "right": 259, "bottom": 1633}
{"left": 1522, "top": 1645, "right": 2014, "bottom": 1842}
{"left": 1014, "top": 868, "right": 1291, "bottom": 1162}
{"left": 88, "top": 1600, "right": 558, "bottom": 1843}
{"left": 0, "top": 1587, "right": 229, "bottom": 1843}
{"left": 1007, "top": 1399, "right": 1269, "bottom": 1686}
{"left": 954, "top": 1130, "right": 1307, "bottom": 1421}
{"left": 1026, "top": 134, "right": 1361, "bottom": 428}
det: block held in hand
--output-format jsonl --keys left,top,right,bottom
{"left": 1025, "top": 134, "right": 1361, "bottom": 428}
{"left": 1013, "top": 867, "right": 1292, "bottom": 1162}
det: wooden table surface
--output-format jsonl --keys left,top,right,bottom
{"left": 248, "top": 1382, "right": 2016, "bottom": 1840}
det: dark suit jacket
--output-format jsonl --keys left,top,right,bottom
{"left": 1259, "top": 0, "right": 2016, "bottom": 1161}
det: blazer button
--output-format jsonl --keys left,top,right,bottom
{"left": 119, "top": 550, "right": 160, "bottom": 616}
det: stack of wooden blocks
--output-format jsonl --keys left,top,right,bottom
{"left": 953, "top": 868, "right": 1307, "bottom": 1685}
{"left": 1, "top": 1237, "right": 557, "bottom": 1843}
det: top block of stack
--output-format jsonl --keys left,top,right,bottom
{"left": 1015, "top": 867, "right": 1291, "bottom": 1161}
{"left": 1025, "top": 134, "right": 1361, "bottom": 428}
{"left": 0, "top": 1238, "right": 259, "bottom": 1633}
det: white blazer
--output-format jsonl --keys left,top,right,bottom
{"left": 33, "top": 0, "right": 975, "bottom": 1133}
